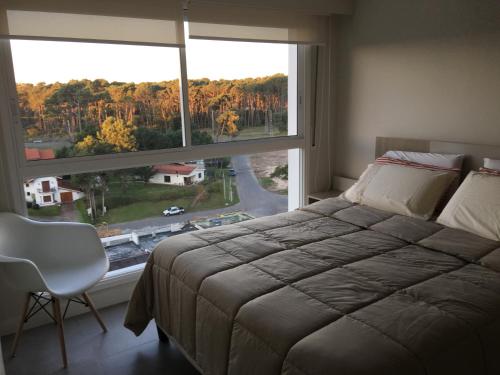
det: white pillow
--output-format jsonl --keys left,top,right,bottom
{"left": 484, "top": 158, "right": 500, "bottom": 171}
{"left": 342, "top": 163, "right": 456, "bottom": 220}
{"left": 384, "top": 150, "right": 464, "bottom": 170}
{"left": 437, "top": 171, "right": 500, "bottom": 241}
{"left": 341, "top": 164, "right": 381, "bottom": 203}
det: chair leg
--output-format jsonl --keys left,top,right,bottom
{"left": 52, "top": 297, "right": 68, "bottom": 368}
{"left": 82, "top": 292, "right": 107, "bottom": 333}
{"left": 10, "top": 293, "right": 31, "bottom": 358}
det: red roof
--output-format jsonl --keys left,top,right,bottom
{"left": 154, "top": 163, "right": 197, "bottom": 176}
{"left": 25, "top": 148, "right": 55, "bottom": 161}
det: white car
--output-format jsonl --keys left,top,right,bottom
{"left": 163, "top": 206, "right": 185, "bottom": 216}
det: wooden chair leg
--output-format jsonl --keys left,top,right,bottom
{"left": 82, "top": 292, "right": 107, "bottom": 333}
{"left": 52, "top": 297, "right": 68, "bottom": 368}
{"left": 10, "top": 293, "right": 31, "bottom": 358}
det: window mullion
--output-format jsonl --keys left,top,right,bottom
{"left": 178, "top": 47, "right": 192, "bottom": 147}
{"left": 20, "top": 136, "right": 305, "bottom": 179}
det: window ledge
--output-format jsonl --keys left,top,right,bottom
{"left": 91, "top": 263, "right": 145, "bottom": 293}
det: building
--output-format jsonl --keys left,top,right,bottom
{"left": 24, "top": 147, "right": 56, "bottom": 161}
{"left": 149, "top": 162, "right": 205, "bottom": 186}
{"left": 24, "top": 177, "right": 85, "bottom": 206}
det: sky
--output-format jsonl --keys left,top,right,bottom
{"left": 10, "top": 39, "right": 289, "bottom": 84}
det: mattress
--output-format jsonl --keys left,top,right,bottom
{"left": 125, "top": 198, "right": 500, "bottom": 375}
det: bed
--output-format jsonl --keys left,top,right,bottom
{"left": 125, "top": 138, "right": 500, "bottom": 375}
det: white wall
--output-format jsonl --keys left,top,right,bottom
{"left": 149, "top": 168, "right": 205, "bottom": 185}
{"left": 333, "top": 0, "right": 500, "bottom": 179}
{"left": 24, "top": 177, "right": 58, "bottom": 205}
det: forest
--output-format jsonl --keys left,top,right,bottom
{"left": 17, "top": 74, "right": 288, "bottom": 157}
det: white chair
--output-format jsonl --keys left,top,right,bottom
{"left": 0, "top": 213, "right": 109, "bottom": 368}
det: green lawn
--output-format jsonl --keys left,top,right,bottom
{"left": 259, "top": 177, "right": 275, "bottom": 189}
{"left": 28, "top": 205, "right": 61, "bottom": 217}
{"left": 198, "top": 126, "right": 288, "bottom": 143}
{"left": 86, "top": 174, "right": 240, "bottom": 225}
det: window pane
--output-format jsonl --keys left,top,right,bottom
{"left": 186, "top": 39, "right": 297, "bottom": 145}
{"left": 11, "top": 40, "right": 184, "bottom": 160}
{"left": 24, "top": 152, "right": 290, "bottom": 271}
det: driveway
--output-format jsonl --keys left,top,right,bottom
{"left": 108, "top": 155, "right": 288, "bottom": 232}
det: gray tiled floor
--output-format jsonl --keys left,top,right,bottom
{"left": 1, "top": 303, "right": 200, "bottom": 375}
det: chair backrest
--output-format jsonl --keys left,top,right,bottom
{"left": 0, "top": 213, "right": 38, "bottom": 257}
{"left": 0, "top": 213, "right": 47, "bottom": 292}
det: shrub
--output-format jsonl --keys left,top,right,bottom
{"left": 271, "top": 164, "right": 288, "bottom": 180}
{"left": 207, "top": 181, "right": 222, "bottom": 194}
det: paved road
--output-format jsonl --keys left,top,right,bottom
{"left": 106, "top": 155, "right": 287, "bottom": 232}
{"left": 231, "top": 154, "right": 288, "bottom": 217}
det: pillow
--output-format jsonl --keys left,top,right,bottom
{"left": 341, "top": 163, "right": 380, "bottom": 203}
{"left": 342, "top": 158, "right": 457, "bottom": 220}
{"left": 383, "top": 150, "right": 464, "bottom": 170}
{"left": 480, "top": 167, "right": 500, "bottom": 177}
{"left": 484, "top": 158, "right": 500, "bottom": 171}
{"left": 437, "top": 171, "right": 500, "bottom": 241}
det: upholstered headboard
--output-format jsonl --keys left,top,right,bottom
{"left": 376, "top": 137, "right": 500, "bottom": 175}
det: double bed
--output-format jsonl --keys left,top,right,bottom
{"left": 125, "top": 138, "right": 500, "bottom": 375}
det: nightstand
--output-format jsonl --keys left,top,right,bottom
{"left": 307, "top": 190, "right": 342, "bottom": 204}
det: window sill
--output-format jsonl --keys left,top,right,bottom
{"left": 91, "top": 263, "right": 145, "bottom": 293}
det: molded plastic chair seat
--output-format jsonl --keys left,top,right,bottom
{"left": 41, "top": 260, "right": 109, "bottom": 298}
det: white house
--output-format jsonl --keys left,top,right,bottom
{"left": 24, "top": 177, "right": 85, "bottom": 207}
{"left": 150, "top": 162, "right": 205, "bottom": 186}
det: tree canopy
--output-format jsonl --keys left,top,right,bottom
{"left": 18, "top": 74, "right": 288, "bottom": 153}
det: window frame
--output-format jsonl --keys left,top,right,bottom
{"left": 0, "top": 38, "right": 309, "bottom": 217}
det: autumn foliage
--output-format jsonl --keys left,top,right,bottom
{"left": 17, "top": 74, "right": 288, "bottom": 155}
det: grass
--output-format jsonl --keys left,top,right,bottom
{"left": 75, "top": 199, "right": 91, "bottom": 223}
{"left": 28, "top": 205, "right": 61, "bottom": 217}
{"left": 28, "top": 169, "right": 241, "bottom": 226}
{"left": 198, "top": 126, "right": 288, "bottom": 143}
{"left": 258, "top": 177, "right": 288, "bottom": 196}
{"left": 88, "top": 174, "right": 240, "bottom": 225}
{"left": 259, "top": 177, "right": 275, "bottom": 189}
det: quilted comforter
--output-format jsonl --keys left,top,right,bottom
{"left": 125, "top": 198, "right": 500, "bottom": 375}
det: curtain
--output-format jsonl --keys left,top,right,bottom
{"left": 187, "top": 1, "right": 330, "bottom": 45}
{"left": 0, "top": 0, "right": 184, "bottom": 46}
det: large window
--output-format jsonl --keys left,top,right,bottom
{"left": 24, "top": 152, "right": 291, "bottom": 271}
{"left": 0, "top": 3, "right": 323, "bottom": 274}
{"left": 11, "top": 40, "right": 184, "bottom": 159}
{"left": 186, "top": 39, "right": 296, "bottom": 145}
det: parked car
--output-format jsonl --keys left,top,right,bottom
{"left": 228, "top": 169, "right": 236, "bottom": 177}
{"left": 209, "top": 218, "right": 222, "bottom": 226}
{"left": 163, "top": 206, "right": 185, "bottom": 216}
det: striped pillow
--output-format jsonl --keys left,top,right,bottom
{"left": 480, "top": 167, "right": 500, "bottom": 177}
{"left": 375, "top": 156, "right": 461, "bottom": 173}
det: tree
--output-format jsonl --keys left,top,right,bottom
{"left": 271, "top": 164, "right": 288, "bottom": 180}
{"left": 134, "top": 127, "right": 182, "bottom": 150}
{"left": 192, "top": 130, "right": 213, "bottom": 145}
{"left": 46, "top": 81, "right": 93, "bottom": 136}
{"left": 17, "top": 74, "right": 288, "bottom": 157}
{"left": 71, "top": 173, "right": 99, "bottom": 221}
{"left": 75, "top": 116, "right": 137, "bottom": 154}
{"left": 133, "top": 166, "right": 156, "bottom": 183}
{"left": 216, "top": 110, "right": 239, "bottom": 140}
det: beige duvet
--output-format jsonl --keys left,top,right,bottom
{"left": 125, "top": 198, "right": 500, "bottom": 375}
